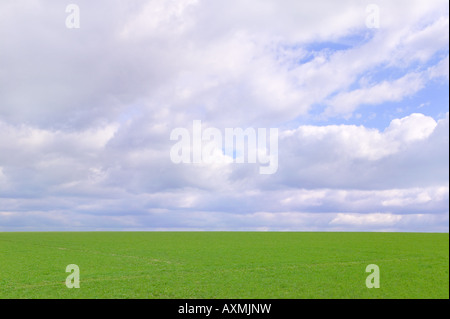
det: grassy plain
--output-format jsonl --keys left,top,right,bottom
{"left": 0, "top": 232, "right": 448, "bottom": 299}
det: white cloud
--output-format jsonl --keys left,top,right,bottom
{"left": 120, "top": 0, "right": 199, "bottom": 39}
{"left": 282, "top": 113, "right": 439, "bottom": 163}
{"left": 330, "top": 213, "right": 403, "bottom": 227}
{"left": 325, "top": 72, "right": 427, "bottom": 117}
{"left": 427, "top": 55, "right": 450, "bottom": 80}
{"left": 0, "top": 0, "right": 448, "bottom": 231}
{"left": 384, "top": 113, "right": 437, "bottom": 143}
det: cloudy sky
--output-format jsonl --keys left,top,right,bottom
{"left": 0, "top": 0, "right": 448, "bottom": 232}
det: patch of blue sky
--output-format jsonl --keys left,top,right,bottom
{"left": 304, "top": 29, "right": 375, "bottom": 54}
{"left": 344, "top": 80, "right": 448, "bottom": 130}
{"left": 275, "top": 29, "right": 375, "bottom": 68}
{"left": 361, "top": 51, "right": 448, "bottom": 84}
{"left": 283, "top": 71, "right": 448, "bottom": 131}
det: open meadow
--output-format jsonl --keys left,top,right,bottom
{"left": 0, "top": 232, "right": 448, "bottom": 299}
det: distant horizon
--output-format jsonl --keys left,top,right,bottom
{"left": 0, "top": 229, "right": 448, "bottom": 233}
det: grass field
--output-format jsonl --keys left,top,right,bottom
{"left": 0, "top": 232, "right": 448, "bottom": 299}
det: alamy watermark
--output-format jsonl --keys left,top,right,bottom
{"left": 65, "top": 4, "right": 80, "bottom": 29}
{"left": 66, "top": 264, "right": 80, "bottom": 288}
{"left": 365, "top": 264, "right": 380, "bottom": 288}
{"left": 170, "top": 121, "right": 278, "bottom": 174}
{"left": 366, "top": 4, "right": 380, "bottom": 29}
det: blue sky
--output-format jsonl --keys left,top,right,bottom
{"left": 0, "top": 0, "right": 448, "bottom": 232}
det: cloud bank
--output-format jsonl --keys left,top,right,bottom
{"left": 0, "top": 0, "right": 448, "bottom": 231}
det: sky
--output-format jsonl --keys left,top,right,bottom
{"left": 0, "top": 0, "right": 448, "bottom": 232}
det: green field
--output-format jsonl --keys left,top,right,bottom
{"left": 0, "top": 232, "right": 448, "bottom": 299}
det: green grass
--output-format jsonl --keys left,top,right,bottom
{"left": 0, "top": 232, "right": 448, "bottom": 299}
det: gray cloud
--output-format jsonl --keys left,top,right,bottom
{"left": 0, "top": 0, "right": 448, "bottom": 231}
